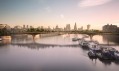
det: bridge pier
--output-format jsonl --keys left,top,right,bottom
{"left": 32, "top": 35, "right": 36, "bottom": 40}
{"left": 39, "top": 34, "right": 41, "bottom": 38}
{"left": 31, "top": 34, "right": 38, "bottom": 42}
{"left": 88, "top": 34, "right": 95, "bottom": 41}
{"left": 89, "top": 35, "right": 93, "bottom": 40}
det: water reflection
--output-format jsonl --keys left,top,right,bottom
{"left": 89, "top": 57, "right": 119, "bottom": 66}
{"left": 11, "top": 43, "right": 81, "bottom": 50}
{"left": 0, "top": 34, "right": 119, "bottom": 71}
{"left": 103, "top": 35, "right": 119, "bottom": 44}
{"left": 0, "top": 36, "right": 11, "bottom": 44}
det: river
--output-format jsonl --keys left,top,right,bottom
{"left": 0, "top": 34, "right": 119, "bottom": 71}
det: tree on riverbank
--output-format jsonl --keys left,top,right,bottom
{"left": 0, "top": 28, "right": 11, "bottom": 36}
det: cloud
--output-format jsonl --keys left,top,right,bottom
{"left": 60, "top": 14, "right": 65, "bottom": 19}
{"left": 78, "top": 0, "right": 112, "bottom": 7}
{"left": 44, "top": 6, "right": 52, "bottom": 13}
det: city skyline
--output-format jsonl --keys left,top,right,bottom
{"left": 0, "top": 0, "right": 119, "bottom": 29}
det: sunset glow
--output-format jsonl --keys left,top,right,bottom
{"left": 0, "top": 0, "right": 119, "bottom": 29}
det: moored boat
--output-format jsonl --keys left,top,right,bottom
{"left": 72, "top": 37, "right": 82, "bottom": 41}
{"left": 108, "top": 47, "right": 119, "bottom": 60}
{"left": 87, "top": 40, "right": 119, "bottom": 60}
{"left": 79, "top": 39, "right": 88, "bottom": 47}
{"left": 114, "top": 51, "right": 119, "bottom": 59}
{"left": 87, "top": 41, "right": 100, "bottom": 50}
{"left": 0, "top": 37, "right": 2, "bottom": 41}
{"left": 88, "top": 50, "right": 97, "bottom": 58}
{"left": 97, "top": 48, "right": 115, "bottom": 60}
{"left": 88, "top": 42, "right": 101, "bottom": 58}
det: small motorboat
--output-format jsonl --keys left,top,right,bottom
{"left": 72, "top": 37, "right": 78, "bottom": 41}
{"left": 72, "top": 37, "right": 82, "bottom": 41}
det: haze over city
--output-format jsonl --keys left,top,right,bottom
{"left": 0, "top": 0, "right": 119, "bottom": 29}
{"left": 1, "top": 0, "right": 119, "bottom": 71}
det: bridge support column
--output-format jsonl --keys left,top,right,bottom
{"left": 39, "top": 34, "right": 41, "bottom": 38}
{"left": 32, "top": 35, "right": 35, "bottom": 40}
{"left": 89, "top": 35, "right": 94, "bottom": 41}
{"left": 31, "top": 34, "right": 37, "bottom": 42}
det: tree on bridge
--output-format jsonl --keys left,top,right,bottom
{"left": 27, "top": 27, "right": 51, "bottom": 32}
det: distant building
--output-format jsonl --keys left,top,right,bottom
{"left": 54, "top": 25, "right": 63, "bottom": 32}
{"left": 65, "top": 24, "right": 71, "bottom": 31}
{"left": 81, "top": 26, "right": 83, "bottom": 30}
{"left": 74, "top": 22, "right": 77, "bottom": 31}
{"left": 30, "top": 26, "right": 33, "bottom": 28}
{"left": 103, "top": 24, "right": 119, "bottom": 33}
{"left": 22, "top": 25, "right": 29, "bottom": 32}
{"left": 47, "top": 26, "right": 52, "bottom": 31}
{"left": 87, "top": 24, "right": 90, "bottom": 30}
{"left": 41, "top": 26, "right": 44, "bottom": 29}
{"left": 0, "top": 24, "right": 11, "bottom": 30}
{"left": 78, "top": 26, "right": 83, "bottom": 31}
{"left": 26, "top": 25, "right": 29, "bottom": 29}
{"left": 23, "top": 25, "right": 25, "bottom": 29}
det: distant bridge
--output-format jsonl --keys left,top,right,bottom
{"left": 10, "top": 31, "right": 119, "bottom": 40}
{"left": 11, "top": 31, "right": 119, "bottom": 35}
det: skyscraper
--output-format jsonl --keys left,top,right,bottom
{"left": 87, "top": 24, "right": 90, "bottom": 30}
{"left": 23, "top": 25, "right": 25, "bottom": 29}
{"left": 74, "top": 22, "right": 77, "bottom": 31}
{"left": 26, "top": 25, "right": 29, "bottom": 29}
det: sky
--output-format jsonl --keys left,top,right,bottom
{"left": 0, "top": 0, "right": 119, "bottom": 30}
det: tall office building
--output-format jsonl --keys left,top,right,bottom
{"left": 26, "top": 25, "right": 29, "bottom": 29}
{"left": 74, "top": 22, "right": 77, "bottom": 31}
{"left": 87, "top": 24, "right": 90, "bottom": 30}
{"left": 23, "top": 25, "right": 25, "bottom": 29}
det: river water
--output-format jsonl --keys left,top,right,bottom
{"left": 0, "top": 34, "right": 119, "bottom": 71}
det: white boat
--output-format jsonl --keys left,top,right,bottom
{"left": 72, "top": 38, "right": 78, "bottom": 41}
{"left": 79, "top": 39, "right": 88, "bottom": 47}
{"left": 114, "top": 51, "right": 119, "bottom": 59}
{"left": 0, "top": 38, "right": 2, "bottom": 41}
{"left": 87, "top": 41, "right": 102, "bottom": 57}
{"left": 87, "top": 41, "right": 100, "bottom": 50}
{"left": 72, "top": 37, "right": 82, "bottom": 41}
{"left": 108, "top": 47, "right": 119, "bottom": 59}
{"left": 88, "top": 50, "right": 97, "bottom": 58}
